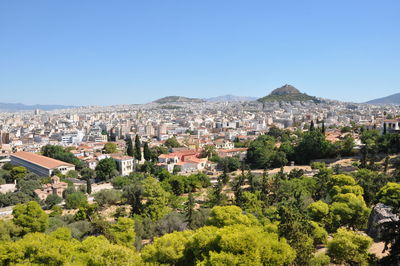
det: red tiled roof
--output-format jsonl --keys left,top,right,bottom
{"left": 11, "top": 151, "right": 74, "bottom": 169}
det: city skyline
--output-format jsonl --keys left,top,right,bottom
{"left": 1, "top": 0, "right": 400, "bottom": 105}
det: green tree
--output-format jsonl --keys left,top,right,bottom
{"left": 307, "top": 200, "right": 330, "bottom": 223}
{"left": 143, "top": 142, "right": 152, "bottom": 161}
{"left": 376, "top": 182, "right": 400, "bottom": 207}
{"left": 103, "top": 142, "right": 118, "bottom": 154}
{"left": 185, "top": 192, "right": 195, "bottom": 229}
{"left": 65, "top": 192, "right": 88, "bottom": 209}
{"left": 10, "top": 166, "right": 28, "bottom": 180}
{"left": 16, "top": 179, "right": 41, "bottom": 197}
{"left": 312, "top": 163, "right": 333, "bottom": 200}
{"left": 142, "top": 177, "right": 171, "bottom": 221}
{"left": 359, "top": 129, "right": 380, "bottom": 168}
{"left": 164, "top": 137, "right": 180, "bottom": 148}
{"left": 328, "top": 174, "right": 364, "bottom": 198}
{"left": 337, "top": 134, "right": 355, "bottom": 156}
{"left": 330, "top": 193, "right": 370, "bottom": 230}
{"left": 327, "top": 228, "right": 372, "bottom": 265}
{"left": 0, "top": 220, "right": 20, "bottom": 241}
{"left": 294, "top": 131, "right": 335, "bottom": 164}
{"left": 310, "top": 120, "right": 315, "bottom": 131}
{"left": 123, "top": 182, "right": 144, "bottom": 215}
{"left": 184, "top": 224, "right": 296, "bottom": 265}
{"left": 217, "top": 156, "right": 241, "bottom": 172}
{"left": 109, "top": 217, "right": 136, "bottom": 248}
{"left": 206, "top": 205, "right": 259, "bottom": 227}
{"left": 245, "top": 135, "right": 276, "bottom": 169}
{"left": 310, "top": 254, "right": 330, "bottom": 266}
{"left": 12, "top": 201, "right": 48, "bottom": 235}
{"left": 95, "top": 158, "right": 118, "bottom": 181}
{"left": 310, "top": 221, "right": 328, "bottom": 246}
{"left": 41, "top": 144, "right": 85, "bottom": 169}
{"left": 353, "top": 169, "right": 392, "bottom": 206}
{"left": 142, "top": 230, "right": 193, "bottom": 265}
{"left": 94, "top": 189, "right": 122, "bottom": 207}
{"left": 66, "top": 170, "right": 79, "bottom": 179}
{"left": 201, "top": 145, "right": 217, "bottom": 158}
{"left": 134, "top": 134, "right": 142, "bottom": 161}
{"left": 278, "top": 205, "right": 315, "bottom": 265}
{"left": 0, "top": 229, "right": 142, "bottom": 265}
{"left": 240, "top": 191, "right": 264, "bottom": 216}
{"left": 206, "top": 179, "right": 228, "bottom": 207}
{"left": 45, "top": 194, "right": 62, "bottom": 208}
{"left": 126, "top": 137, "right": 134, "bottom": 157}
{"left": 80, "top": 167, "right": 95, "bottom": 195}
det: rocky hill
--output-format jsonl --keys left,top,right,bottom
{"left": 258, "top": 84, "right": 318, "bottom": 102}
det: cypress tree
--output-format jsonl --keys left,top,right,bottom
{"left": 126, "top": 137, "right": 134, "bottom": 157}
{"left": 134, "top": 134, "right": 142, "bottom": 161}
{"left": 86, "top": 179, "right": 92, "bottom": 195}
{"left": 185, "top": 191, "right": 195, "bottom": 229}
{"left": 143, "top": 142, "right": 151, "bottom": 161}
{"left": 310, "top": 120, "right": 315, "bottom": 131}
{"left": 321, "top": 121, "right": 325, "bottom": 134}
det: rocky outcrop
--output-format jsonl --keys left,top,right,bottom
{"left": 368, "top": 203, "right": 399, "bottom": 240}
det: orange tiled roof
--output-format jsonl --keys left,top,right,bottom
{"left": 12, "top": 151, "right": 74, "bottom": 169}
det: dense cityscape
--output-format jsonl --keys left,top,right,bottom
{"left": 0, "top": 85, "right": 400, "bottom": 264}
{"left": 2, "top": 1, "right": 400, "bottom": 265}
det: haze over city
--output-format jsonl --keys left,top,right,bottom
{"left": 1, "top": 0, "right": 400, "bottom": 105}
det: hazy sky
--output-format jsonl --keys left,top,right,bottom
{"left": 1, "top": 1, "right": 399, "bottom": 105}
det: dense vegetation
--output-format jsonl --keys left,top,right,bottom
{"left": 2, "top": 126, "right": 400, "bottom": 264}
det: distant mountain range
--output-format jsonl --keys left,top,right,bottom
{"left": 205, "top": 95, "right": 257, "bottom": 102}
{"left": 257, "top": 84, "right": 318, "bottom": 103}
{"left": 0, "top": 102, "right": 76, "bottom": 112}
{"left": 365, "top": 93, "right": 400, "bottom": 105}
{"left": 154, "top": 96, "right": 205, "bottom": 104}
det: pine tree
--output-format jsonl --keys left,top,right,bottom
{"left": 126, "top": 137, "right": 134, "bottom": 157}
{"left": 134, "top": 134, "right": 142, "bottom": 161}
{"left": 185, "top": 191, "right": 195, "bottom": 229}
{"left": 143, "top": 142, "right": 151, "bottom": 161}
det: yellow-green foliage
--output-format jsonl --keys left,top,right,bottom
{"left": 330, "top": 193, "right": 370, "bottom": 230}
{"left": 141, "top": 230, "right": 194, "bottom": 264}
{"left": 310, "top": 221, "right": 328, "bottom": 245}
{"left": 376, "top": 182, "right": 400, "bottom": 207}
{"left": 142, "top": 224, "right": 296, "bottom": 265}
{"left": 108, "top": 217, "right": 136, "bottom": 248}
{"left": 327, "top": 228, "right": 372, "bottom": 266}
{"left": 12, "top": 201, "right": 48, "bottom": 235}
{"left": 206, "top": 205, "right": 260, "bottom": 227}
{"left": 307, "top": 200, "right": 329, "bottom": 223}
{"left": 0, "top": 228, "right": 142, "bottom": 265}
{"left": 329, "top": 174, "right": 364, "bottom": 197}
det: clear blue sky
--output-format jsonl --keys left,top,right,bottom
{"left": 1, "top": 1, "right": 399, "bottom": 105}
